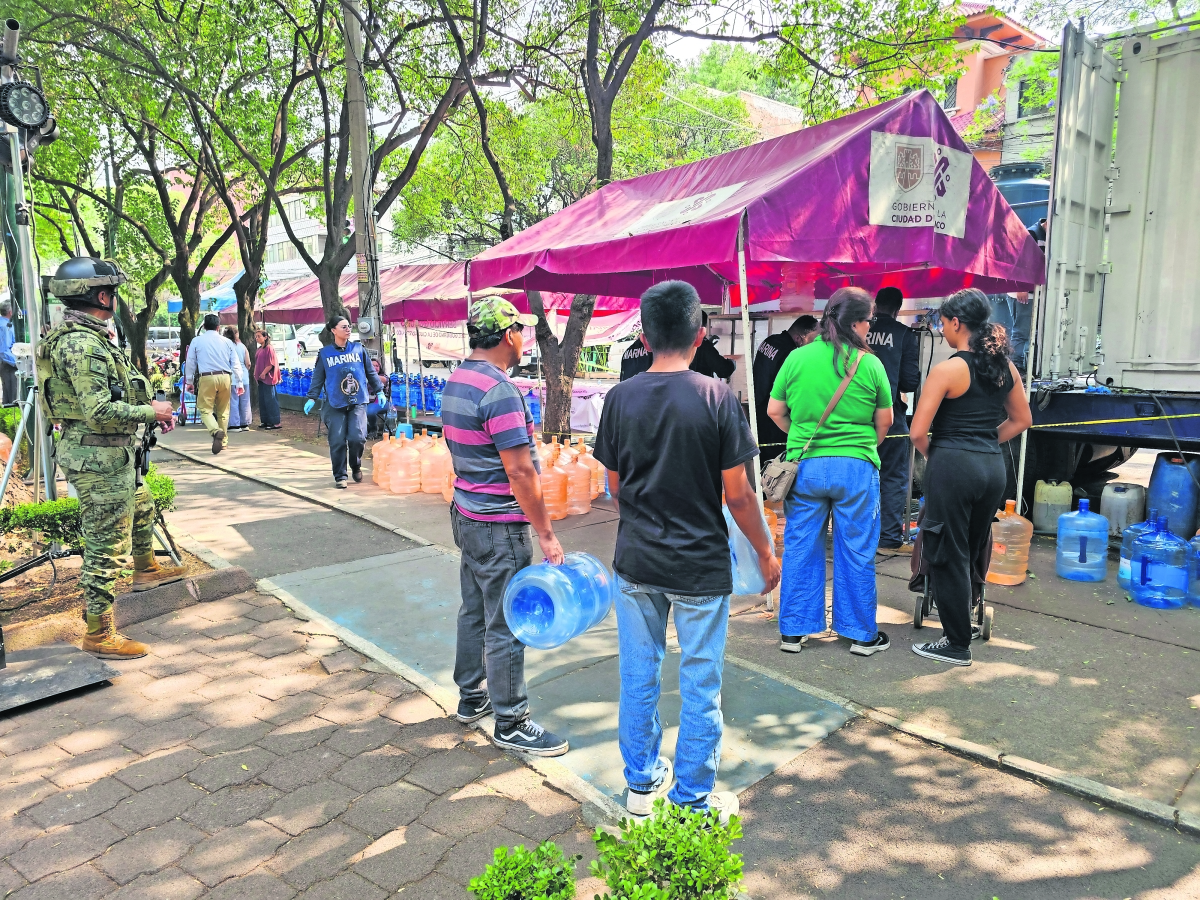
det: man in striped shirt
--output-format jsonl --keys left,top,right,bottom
{"left": 442, "top": 296, "right": 568, "bottom": 757}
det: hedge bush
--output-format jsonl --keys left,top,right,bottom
{"left": 468, "top": 842, "right": 577, "bottom": 900}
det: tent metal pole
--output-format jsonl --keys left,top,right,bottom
{"left": 737, "top": 224, "right": 762, "bottom": 508}
{"left": 415, "top": 322, "right": 425, "bottom": 415}
{"left": 403, "top": 319, "right": 411, "bottom": 421}
{"left": 1014, "top": 285, "right": 1042, "bottom": 516}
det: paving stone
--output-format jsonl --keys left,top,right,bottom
{"left": 394, "top": 871, "right": 467, "bottom": 900}
{"left": 379, "top": 695, "right": 443, "bottom": 726}
{"left": 195, "top": 672, "right": 270, "bottom": 701}
{"left": 301, "top": 635, "right": 343, "bottom": 658}
{"left": 315, "top": 692, "right": 389, "bottom": 727}
{"left": 310, "top": 673, "right": 373, "bottom": 700}
{"left": 0, "top": 814, "right": 40, "bottom": 857}
{"left": 26, "top": 776, "right": 133, "bottom": 828}
{"left": 0, "top": 776, "right": 56, "bottom": 818}
{"left": 188, "top": 721, "right": 273, "bottom": 754}
{"left": 1, "top": 745, "right": 71, "bottom": 782}
{"left": 122, "top": 717, "right": 209, "bottom": 756}
{"left": 95, "top": 821, "right": 207, "bottom": 885}
{"left": 9, "top": 817, "right": 125, "bottom": 881}
{"left": 319, "top": 651, "right": 366, "bottom": 676}
{"left": 113, "top": 749, "right": 204, "bottom": 792}
{"left": 392, "top": 719, "right": 467, "bottom": 757}
{"left": 352, "top": 824, "right": 452, "bottom": 892}
{"left": 250, "top": 619, "right": 304, "bottom": 641}
{"left": 251, "top": 675, "right": 325, "bottom": 702}
{"left": 251, "top": 652, "right": 322, "bottom": 682}
{"left": 404, "top": 749, "right": 485, "bottom": 796}
{"left": 183, "top": 783, "right": 282, "bottom": 831}
{"left": 297, "top": 872, "right": 384, "bottom": 900}
{"left": 478, "top": 759, "right": 554, "bottom": 804}
{"left": 366, "top": 676, "right": 417, "bottom": 700}
{"left": 141, "top": 655, "right": 216, "bottom": 681}
{"left": 500, "top": 800, "right": 580, "bottom": 843}
{"left": 0, "top": 861, "right": 26, "bottom": 899}
{"left": 140, "top": 674, "right": 211, "bottom": 703}
{"left": 247, "top": 604, "right": 292, "bottom": 623}
{"left": 460, "top": 731, "right": 505, "bottom": 762}
{"left": 189, "top": 746, "right": 278, "bottom": 793}
{"left": 179, "top": 820, "right": 289, "bottom": 887}
{"left": 205, "top": 633, "right": 261, "bottom": 655}
{"left": 193, "top": 598, "right": 254, "bottom": 623}
{"left": 259, "top": 693, "right": 329, "bottom": 727}
{"left": 105, "top": 867, "right": 205, "bottom": 900}
{"left": 263, "top": 781, "right": 358, "bottom": 836}
{"left": 259, "top": 717, "right": 338, "bottom": 756}
{"left": 53, "top": 687, "right": 143, "bottom": 726}
{"left": 251, "top": 633, "right": 310, "bottom": 659}
{"left": 104, "top": 780, "right": 207, "bottom": 834}
{"left": 266, "top": 822, "right": 370, "bottom": 889}
{"left": 48, "top": 745, "right": 136, "bottom": 790}
{"left": 321, "top": 721, "right": 400, "bottom": 759}
{"left": 417, "top": 788, "right": 512, "bottom": 840}
{"left": 260, "top": 746, "right": 347, "bottom": 792}
{"left": 1, "top": 718, "right": 79, "bottom": 756}
{"left": 202, "top": 868, "right": 296, "bottom": 900}
{"left": 194, "top": 693, "right": 272, "bottom": 728}
{"left": 338, "top": 782, "right": 436, "bottom": 838}
{"left": 6, "top": 862, "right": 116, "bottom": 900}
{"left": 200, "top": 619, "right": 259, "bottom": 640}
{"left": 196, "top": 652, "right": 262, "bottom": 680}
{"left": 331, "top": 747, "right": 414, "bottom": 793}
{"left": 127, "top": 697, "right": 207, "bottom": 727}
{"left": 55, "top": 718, "right": 143, "bottom": 757}
{"left": 244, "top": 591, "right": 281, "bottom": 607}
{"left": 435, "top": 824, "right": 526, "bottom": 887}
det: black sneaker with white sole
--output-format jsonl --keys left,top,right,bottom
{"left": 455, "top": 695, "right": 493, "bottom": 723}
{"left": 850, "top": 631, "right": 890, "bottom": 656}
{"left": 779, "top": 635, "right": 808, "bottom": 653}
{"left": 912, "top": 636, "right": 972, "bottom": 666}
{"left": 494, "top": 719, "right": 569, "bottom": 757}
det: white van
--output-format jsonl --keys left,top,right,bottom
{"left": 262, "top": 323, "right": 304, "bottom": 367}
{"left": 147, "top": 326, "right": 181, "bottom": 352}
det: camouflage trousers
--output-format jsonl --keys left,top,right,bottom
{"left": 58, "top": 436, "right": 155, "bottom": 616}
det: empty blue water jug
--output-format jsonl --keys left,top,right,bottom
{"left": 526, "top": 390, "right": 542, "bottom": 425}
{"left": 1118, "top": 507, "right": 1159, "bottom": 593}
{"left": 1188, "top": 534, "right": 1200, "bottom": 607}
{"left": 503, "top": 552, "right": 616, "bottom": 650}
{"left": 1146, "top": 453, "right": 1200, "bottom": 538}
{"left": 1055, "top": 499, "right": 1109, "bottom": 582}
{"left": 724, "top": 506, "right": 768, "bottom": 595}
{"left": 394, "top": 422, "right": 413, "bottom": 440}
{"left": 1130, "top": 517, "right": 1188, "bottom": 609}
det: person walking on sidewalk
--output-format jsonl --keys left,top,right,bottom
{"left": 767, "top": 287, "right": 893, "bottom": 657}
{"left": 185, "top": 314, "right": 245, "bottom": 455}
{"left": 223, "top": 326, "right": 253, "bottom": 432}
{"left": 594, "top": 281, "right": 780, "bottom": 823}
{"left": 304, "top": 316, "right": 385, "bottom": 489}
{"left": 253, "top": 328, "right": 282, "bottom": 429}
{"left": 442, "top": 296, "right": 570, "bottom": 758}
{"left": 909, "top": 288, "right": 1031, "bottom": 666}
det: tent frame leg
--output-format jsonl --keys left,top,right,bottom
{"left": 737, "top": 224, "right": 771, "bottom": 612}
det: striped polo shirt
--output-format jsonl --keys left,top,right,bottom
{"left": 442, "top": 359, "right": 540, "bottom": 522}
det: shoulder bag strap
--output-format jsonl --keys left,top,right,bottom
{"left": 797, "top": 349, "right": 862, "bottom": 459}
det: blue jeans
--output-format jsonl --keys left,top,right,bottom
{"left": 780, "top": 456, "right": 881, "bottom": 643}
{"left": 323, "top": 403, "right": 368, "bottom": 480}
{"left": 615, "top": 576, "right": 728, "bottom": 809}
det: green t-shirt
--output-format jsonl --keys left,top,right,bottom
{"left": 769, "top": 337, "right": 892, "bottom": 468}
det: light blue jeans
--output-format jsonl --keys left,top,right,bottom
{"left": 780, "top": 455, "right": 881, "bottom": 643}
{"left": 615, "top": 576, "right": 729, "bottom": 810}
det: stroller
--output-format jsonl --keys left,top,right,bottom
{"left": 907, "top": 504, "right": 996, "bottom": 641}
{"left": 174, "top": 378, "right": 197, "bottom": 425}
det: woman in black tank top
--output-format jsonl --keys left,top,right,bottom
{"left": 907, "top": 289, "right": 1032, "bottom": 666}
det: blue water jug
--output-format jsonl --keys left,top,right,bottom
{"left": 1130, "top": 517, "right": 1188, "bottom": 609}
{"left": 394, "top": 422, "right": 414, "bottom": 440}
{"left": 503, "top": 552, "right": 617, "bottom": 650}
{"left": 526, "top": 390, "right": 542, "bottom": 426}
{"left": 1055, "top": 499, "right": 1109, "bottom": 582}
{"left": 1188, "top": 534, "right": 1200, "bottom": 607}
{"left": 724, "top": 506, "right": 768, "bottom": 595}
{"left": 1146, "top": 453, "right": 1200, "bottom": 538}
{"left": 279, "top": 368, "right": 290, "bottom": 395}
{"left": 1118, "top": 507, "right": 1159, "bottom": 593}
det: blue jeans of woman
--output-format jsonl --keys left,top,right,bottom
{"left": 257, "top": 381, "right": 281, "bottom": 426}
{"left": 615, "top": 576, "right": 729, "bottom": 810}
{"left": 228, "top": 386, "right": 251, "bottom": 428}
{"left": 780, "top": 455, "right": 881, "bottom": 642}
{"left": 323, "top": 403, "right": 367, "bottom": 480}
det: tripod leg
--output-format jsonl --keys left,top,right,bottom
{"left": 153, "top": 511, "right": 183, "bottom": 567}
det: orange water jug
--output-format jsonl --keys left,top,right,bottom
{"left": 411, "top": 428, "right": 434, "bottom": 452}
{"left": 371, "top": 435, "right": 392, "bottom": 485}
{"left": 0, "top": 432, "right": 11, "bottom": 466}
{"left": 565, "top": 457, "right": 591, "bottom": 516}
{"left": 987, "top": 499, "right": 1034, "bottom": 585}
{"left": 577, "top": 440, "right": 603, "bottom": 499}
{"left": 541, "top": 464, "right": 568, "bottom": 520}
{"left": 442, "top": 460, "right": 456, "bottom": 503}
{"left": 763, "top": 506, "right": 781, "bottom": 558}
{"left": 765, "top": 500, "right": 785, "bottom": 557}
{"left": 388, "top": 441, "right": 422, "bottom": 494}
{"left": 420, "top": 437, "right": 450, "bottom": 494}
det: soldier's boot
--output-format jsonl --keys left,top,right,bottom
{"left": 131, "top": 552, "right": 187, "bottom": 592}
{"left": 82, "top": 610, "right": 150, "bottom": 660}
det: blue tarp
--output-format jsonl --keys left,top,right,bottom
{"left": 166, "top": 270, "right": 244, "bottom": 314}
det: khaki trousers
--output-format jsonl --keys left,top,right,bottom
{"left": 196, "top": 373, "right": 231, "bottom": 443}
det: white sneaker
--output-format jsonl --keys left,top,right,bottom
{"left": 625, "top": 757, "right": 674, "bottom": 818}
{"left": 706, "top": 791, "right": 740, "bottom": 826}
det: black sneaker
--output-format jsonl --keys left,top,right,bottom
{"left": 779, "top": 635, "right": 807, "bottom": 653}
{"left": 912, "top": 636, "right": 972, "bottom": 666}
{"left": 494, "top": 719, "right": 569, "bottom": 757}
{"left": 850, "top": 631, "right": 890, "bottom": 656}
{"left": 455, "top": 695, "right": 493, "bottom": 723}
{"left": 352, "top": 468, "right": 363, "bottom": 483}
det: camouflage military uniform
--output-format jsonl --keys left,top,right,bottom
{"left": 37, "top": 309, "right": 157, "bottom": 617}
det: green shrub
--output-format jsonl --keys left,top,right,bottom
{"left": 590, "top": 800, "right": 744, "bottom": 900}
{"left": 469, "top": 842, "right": 577, "bottom": 900}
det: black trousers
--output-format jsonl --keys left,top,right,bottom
{"left": 0, "top": 361, "right": 17, "bottom": 406}
{"left": 878, "top": 412, "right": 911, "bottom": 546}
{"left": 323, "top": 403, "right": 367, "bottom": 480}
{"left": 921, "top": 447, "right": 1005, "bottom": 650}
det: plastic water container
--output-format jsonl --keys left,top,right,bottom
{"left": 394, "top": 422, "right": 414, "bottom": 440}
{"left": 564, "top": 456, "right": 592, "bottom": 516}
{"left": 1188, "top": 534, "right": 1200, "bottom": 607}
{"left": 987, "top": 500, "right": 1033, "bottom": 585}
{"left": 371, "top": 435, "right": 393, "bottom": 485}
{"left": 1055, "top": 499, "right": 1109, "bottom": 582}
{"left": 1034, "top": 480, "right": 1073, "bottom": 534}
{"left": 1118, "top": 507, "right": 1159, "bottom": 593}
{"left": 1101, "top": 482, "right": 1146, "bottom": 537}
{"left": 441, "top": 461, "right": 456, "bottom": 504}
{"left": 576, "top": 440, "right": 603, "bottom": 499}
{"left": 1130, "top": 518, "right": 1188, "bottom": 609}
{"left": 420, "top": 438, "right": 450, "bottom": 494}
{"left": 526, "top": 390, "right": 542, "bottom": 426}
{"left": 541, "top": 464, "right": 568, "bottom": 520}
{"left": 388, "top": 441, "right": 422, "bottom": 494}
{"left": 503, "top": 552, "right": 616, "bottom": 650}
{"left": 724, "top": 506, "right": 769, "bottom": 595}
{"left": 1146, "top": 453, "right": 1200, "bottom": 538}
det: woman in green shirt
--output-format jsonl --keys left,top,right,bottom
{"left": 767, "top": 287, "right": 894, "bottom": 657}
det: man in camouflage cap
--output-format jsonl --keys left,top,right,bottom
{"left": 37, "top": 257, "right": 183, "bottom": 659}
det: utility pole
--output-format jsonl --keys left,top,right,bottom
{"left": 342, "top": 0, "right": 385, "bottom": 372}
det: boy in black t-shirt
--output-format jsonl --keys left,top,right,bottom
{"left": 594, "top": 281, "right": 780, "bottom": 824}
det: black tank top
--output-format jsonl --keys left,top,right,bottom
{"left": 930, "top": 351, "right": 1012, "bottom": 454}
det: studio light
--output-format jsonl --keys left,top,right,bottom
{"left": 0, "top": 81, "right": 48, "bottom": 129}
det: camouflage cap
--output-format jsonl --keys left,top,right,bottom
{"left": 467, "top": 295, "right": 537, "bottom": 336}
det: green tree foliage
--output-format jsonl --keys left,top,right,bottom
{"left": 685, "top": 44, "right": 811, "bottom": 107}
{"left": 1015, "top": 0, "right": 1197, "bottom": 30}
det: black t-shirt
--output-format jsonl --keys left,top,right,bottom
{"left": 593, "top": 370, "right": 759, "bottom": 596}
{"left": 752, "top": 332, "right": 798, "bottom": 459}
{"left": 620, "top": 342, "right": 654, "bottom": 381}
{"left": 620, "top": 339, "right": 736, "bottom": 382}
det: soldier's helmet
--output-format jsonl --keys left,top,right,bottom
{"left": 48, "top": 257, "right": 127, "bottom": 311}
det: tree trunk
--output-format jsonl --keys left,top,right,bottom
{"left": 529, "top": 290, "right": 595, "bottom": 441}
{"left": 177, "top": 281, "right": 203, "bottom": 367}
{"left": 592, "top": 102, "right": 615, "bottom": 186}
{"left": 317, "top": 257, "right": 351, "bottom": 347}
{"left": 235, "top": 268, "right": 261, "bottom": 413}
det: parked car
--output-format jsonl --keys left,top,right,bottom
{"left": 262, "top": 323, "right": 305, "bottom": 367}
{"left": 147, "top": 326, "right": 180, "bottom": 352}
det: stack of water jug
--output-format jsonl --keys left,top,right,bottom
{"left": 532, "top": 436, "right": 607, "bottom": 519}
{"left": 276, "top": 367, "right": 314, "bottom": 397}
{"left": 389, "top": 368, "right": 447, "bottom": 415}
